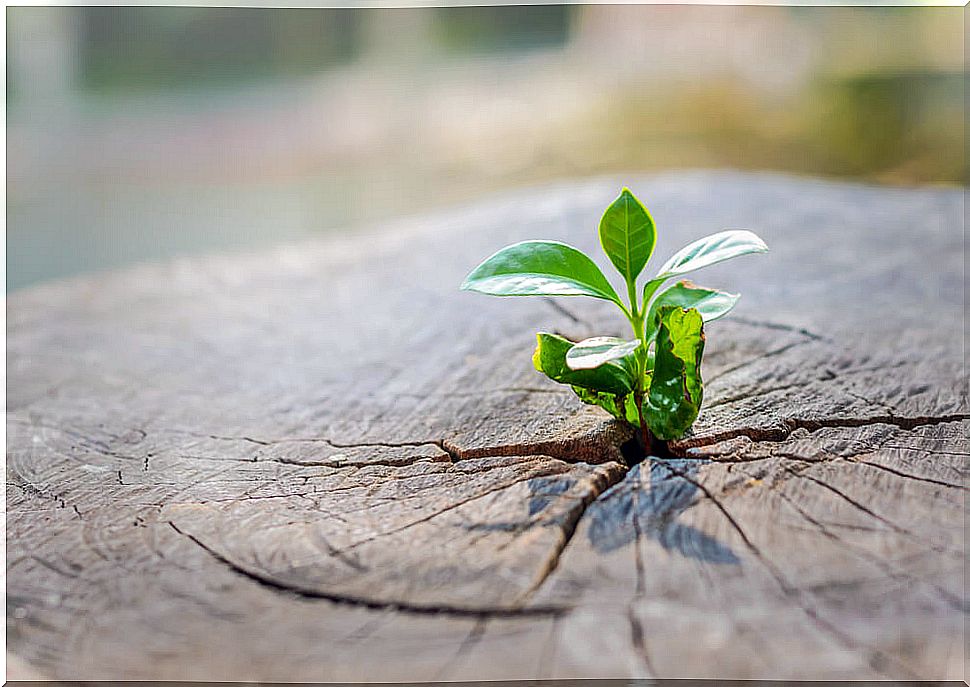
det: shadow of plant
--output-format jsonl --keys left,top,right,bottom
{"left": 458, "top": 460, "right": 738, "bottom": 566}
{"left": 458, "top": 475, "right": 579, "bottom": 533}
{"left": 586, "top": 460, "right": 739, "bottom": 564}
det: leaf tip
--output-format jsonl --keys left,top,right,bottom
{"left": 748, "top": 231, "right": 770, "bottom": 253}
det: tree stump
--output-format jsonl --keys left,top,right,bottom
{"left": 7, "top": 172, "right": 966, "bottom": 680}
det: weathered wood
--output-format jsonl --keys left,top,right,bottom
{"left": 7, "top": 172, "right": 966, "bottom": 680}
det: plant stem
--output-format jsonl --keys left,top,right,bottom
{"left": 626, "top": 279, "right": 639, "bottom": 321}
{"left": 628, "top": 280, "right": 653, "bottom": 457}
{"left": 634, "top": 390, "right": 652, "bottom": 456}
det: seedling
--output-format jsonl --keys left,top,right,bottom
{"left": 461, "top": 187, "right": 767, "bottom": 451}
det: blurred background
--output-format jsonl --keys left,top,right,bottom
{"left": 6, "top": 5, "right": 964, "bottom": 290}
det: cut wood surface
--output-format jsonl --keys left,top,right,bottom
{"left": 7, "top": 171, "right": 966, "bottom": 681}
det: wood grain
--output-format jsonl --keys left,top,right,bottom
{"left": 7, "top": 172, "right": 966, "bottom": 680}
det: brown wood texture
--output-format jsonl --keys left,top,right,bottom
{"left": 6, "top": 172, "right": 966, "bottom": 680}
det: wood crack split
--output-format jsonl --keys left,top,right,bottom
{"left": 190, "top": 429, "right": 626, "bottom": 466}
{"left": 846, "top": 456, "right": 966, "bottom": 491}
{"left": 764, "top": 459, "right": 962, "bottom": 556}
{"left": 883, "top": 444, "right": 970, "bottom": 457}
{"left": 389, "top": 387, "right": 565, "bottom": 400}
{"left": 166, "top": 521, "right": 565, "bottom": 618}
{"left": 627, "top": 607, "right": 654, "bottom": 678}
{"left": 432, "top": 618, "right": 488, "bottom": 680}
{"left": 312, "top": 435, "right": 619, "bottom": 466}
{"left": 204, "top": 433, "right": 605, "bottom": 465}
{"left": 328, "top": 468, "right": 573, "bottom": 556}
{"left": 653, "top": 457, "right": 920, "bottom": 680}
{"left": 256, "top": 455, "right": 448, "bottom": 469}
{"left": 706, "top": 360, "right": 913, "bottom": 410}
{"left": 770, "top": 483, "right": 967, "bottom": 613}
{"left": 514, "top": 462, "right": 628, "bottom": 606}
{"left": 692, "top": 430, "right": 968, "bottom": 489}
{"left": 674, "top": 413, "right": 970, "bottom": 451}
{"left": 729, "top": 315, "right": 829, "bottom": 342}
{"left": 627, "top": 465, "right": 655, "bottom": 677}
{"left": 166, "top": 451, "right": 624, "bottom": 616}
{"left": 439, "top": 435, "right": 620, "bottom": 466}
{"left": 207, "top": 433, "right": 445, "bottom": 452}
{"left": 843, "top": 389, "right": 898, "bottom": 417}
{"left": 705, "top": 382, "right": 808, "bottom": 409}
{"left": 705, "top": 338, "right": 818, "bottom": 384}
{"left": 778, "top": 466, "right": 960, "bottom": 559}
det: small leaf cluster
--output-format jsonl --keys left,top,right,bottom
{"left": 461, "top": 188, "right": 767, "bottom": 444}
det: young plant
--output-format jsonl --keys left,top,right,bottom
{"left": 460, "top": 187, "right": 768, "bottom": 451}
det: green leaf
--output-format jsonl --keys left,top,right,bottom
{"left": 643, "top": 307, "right": 705, "bottom": 440}
{"left": 640, "top": 277, "right": 666, "bottom": 314}
{"left": 654, "top": 230, "right": 768, "bottom": 281}
{"left": 598, "top": 188, "right": 656, "bottom": 286}
{"left": 572, "top": 387, "right": 640, "bottom": 426}
{"left": 565, "top": 336, "right": 640, "bottom": 371}
{"left": 532, "top": 332, "right": 635, "bottom": 396}
{"left": 461, "top": 240, "right": 622, "bottom": 306}
{"left": 643, "top": 280, "right": 739, "bottom": 342}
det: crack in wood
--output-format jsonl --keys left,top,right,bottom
{"left": 257, "top": 454, "right": 449, "bottom": 469}
{"left": 686, "top": 431, "right": 967, "bottom": 490}
{"left": 653, "top": 457, "right": 921, "bottom": 680}
{"left": 389, "top": 387, "right": 566, "bottom": 400}
{"left": 843, "top": 389, "right": 898, "bottom": 417}
{"left": 780, "top": 466, "right": 910, "bottom": 536}
{"left": 777, "top": 466, "right": 963, "bottom": 560}
{"left": 515, "top": 462, "right": 628, "bottom": 605}
{"left": 440, "top": 423, "right": 629, "bottom": 465}
{"left": 163, "top": 434, "right": 629, "bottom": 618}
{"left": 704, "top": 381, "right": 809, "bottom": 409}
{"left": 167, "top": 520, "right": 566, "bottom": 617}
{"left": 204, "top": 431, "right": 628, "bottom": 466}
{"left": 326, "top": 466, "right": 575, "bottom": 556}
{"left": 432, "top": 617, "right": 488, "bottom": 680}
{"left": 674, "top": 414, "right": 970, "bottom": 451}
{"left": 704, "top": 337, "right": 819, "bottom": 384}
{"left": 765, "top": 477, "right": 967, "bottom": 613}
{"left": 626, "top": 464, "right": 655, "bottom": 677}
{"left": 728, "top": 315, "right": 828, "bottom": 342}
{"left": 705, "top": 358, "right": 917, "bottom": 411}
{"left": 845, "top": 456, "right": 966, "bottom": 490}
{"left": 207, "top": 433, "right": 447, "bottom": 453}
